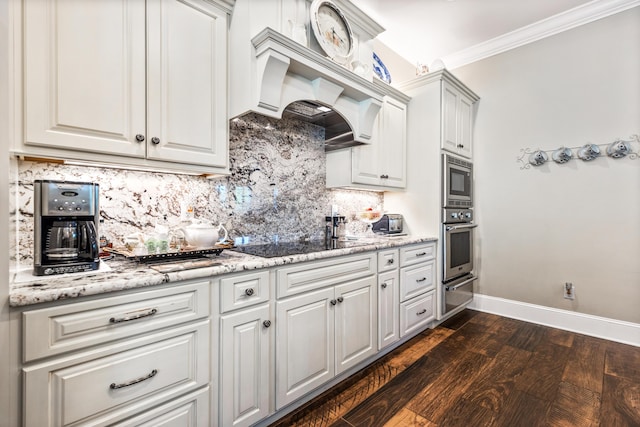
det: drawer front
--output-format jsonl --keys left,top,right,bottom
{"left": 400, "top": 291, "right": 435, "bottom": 337}
{"left": 23, "top": 321, "right": 210, "bottom": 427}
{"left": 112, "top": 387, "right": 210, "bottom": 427}
{"left": 220, "top": 270, "right": 270, "bottom": 313}
{"left": 400, "top": 242, "right": 436, "bottom": 267}
{"left": 22, "top": 281, "right": 210, "bottom": 362}
{"left": 400, "top": 260, "right": 435, "bottom": 302}
{"left": 277, "top": 253, "right": 376, "bottom": 298}
{"left": 377, "top": 249, "right": 399, "bottom": 273}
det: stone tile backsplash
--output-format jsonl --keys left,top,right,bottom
{"left": 11, "top": 113, "right": 383, "bottom": 268}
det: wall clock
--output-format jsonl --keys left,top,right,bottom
{"left": 310, "top": 0, "right": 354, "bottom": 63}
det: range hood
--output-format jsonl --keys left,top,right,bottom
{"left": 229, "top": 27, "right": 387, "bottom": 150}
{"left": 282, "top": 100, "right": 361, "bottom": 151}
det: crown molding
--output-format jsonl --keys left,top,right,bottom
{"left": 441, "top": 0, "right": 640, "bottom": 70}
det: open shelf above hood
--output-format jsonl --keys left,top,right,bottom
{"left": 230, "top": 27, "right": 386, "bottom": 147}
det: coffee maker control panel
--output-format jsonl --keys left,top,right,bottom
{"left": 40, "top": 181, "right": 98, "bottom": 216}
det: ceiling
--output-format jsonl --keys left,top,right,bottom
{"left": 352, "top": 0, "right": 607, "bottom": 68}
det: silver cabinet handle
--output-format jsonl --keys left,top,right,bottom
{"left": 245, "top": 288, "right": 255, "bottom": 296}
{"left": 381, "top": 283, "right": 388, "bottom": 289}
{"left": 380, "top": 174, "right": 389, "bottom": 179}
{"left": 337, "top": 296, "right": 344, "bottom": 303}
{"left": 135, "top": 134, "right": 145, "bottom": 142}
{"left": 110, "top": 369, "right": 157, "bottom": 390}
{"left": 445, "top": 275, "right": 477, "bottom": 291}
{"left": 109, "top": 308, "right": 157, "bottom": 324}
{"left": 387, "top": 259, "right": 394, "bottom": 264}
{"left": 416, "top": 309, "right": 427, "bottom": 316}
{"left": 263, "top": 320, "right": 271, "bottom": 328}
{"left": 416, "top": 252, "right": 427, "bottom": 256}
{"left": 416, "top": 277, "right": 427, "bottom": 282}
{"left": 151, "top": 137, "right": 160, "bottom": 145}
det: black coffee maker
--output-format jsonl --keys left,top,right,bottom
{"left": 34, "top": 180, "right": 100, "bottom": 276}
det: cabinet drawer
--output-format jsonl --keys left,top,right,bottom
{"left": 23, "top": 320, "right": 210, "bottom": 427}
{"left": 400, "top": 242, "right": 436, "bottom": 267}
{"left": 220, "top": 270, "right": 270, "bottom": 313}
{"left": 377, "top": 249, "right": 399, "bottom": 273}
{"left": 113, "top": 387, "right": 210, "bottom": 427}
{"left": 400, "top": 291, "right": 435, "bottom": 337}
{"left": 22, "top": 281, "right": 210, "bottom": 362}
{"left": 400, "top": 260, "right": 435, "bottom": 302}
{"left": 276, "top": 253, "right": 376, "bottom": 298}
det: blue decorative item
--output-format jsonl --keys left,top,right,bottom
{"left": 372, "top": 52, "right": 391, "bottom": 84}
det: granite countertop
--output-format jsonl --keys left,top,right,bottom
{"left": 9, "top": 236, "right": 437, "bottom": 307}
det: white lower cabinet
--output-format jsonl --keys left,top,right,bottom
{"left": 20, "top": 280, "right": 211, "bottom": 427}
{"left": 399, "top": 242, "right": 437, "bottom": 338}
{"left": 377, "top": 249, "right": 400, "bottom": 350}
{"left": 275, "top": 274, "right": 377, "bottom": 409}
{"left": 218, "top": 270, "right": 273, "bottom": 427}
{"left": 220, "top": 303, "right": 272, "bottom": 427}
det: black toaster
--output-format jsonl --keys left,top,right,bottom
{"left": 372, "top": 214, "right": 403, "bottom": 234}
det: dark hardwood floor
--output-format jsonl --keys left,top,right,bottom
{"left": 269, "top": 309, "right": 640, "bottom": 427}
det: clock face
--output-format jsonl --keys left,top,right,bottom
{"left": 311, "top": 1, "right": 353, "bottom": 61}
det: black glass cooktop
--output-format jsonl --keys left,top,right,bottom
{"left": 231, "top": 240, "right": 368, "bottom": 258}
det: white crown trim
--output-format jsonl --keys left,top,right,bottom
{"left": 442, "top": 0, "right": 640, "bottom": 70}
{"left": 469, "top": 293, "right": 640, "bottom": 347}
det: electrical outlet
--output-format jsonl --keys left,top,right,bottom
{"left": 564, "top": 282, "right": 575, "bottom": 300}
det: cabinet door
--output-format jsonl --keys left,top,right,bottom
{"left": 377, "top": 96, "right": 407, "bottom": 188}
{"left": 351, "top": 96, "right": 407, "bottom": 188}
{"left": 146, "top": 0, "right": 228, "bottom": 167}
{"left": 457, "top": 95, "right": 474, "bottom": 158}
{"left": 377, "top": 270, "right": 400, "bottom": 350}
{"left": 24, "top": 0, "right": 146, "bottom": 156}
{"left": 220, "top": 304, "right": 271, "bottom": 427}
{"left": 275, "top": 288, "right": 335, "bottom": 409}
{"left": 335, "top": 276, "right": 377, "bottom": 374}
{"left": 442, "top": 82, "right": 460, "bottom": 154}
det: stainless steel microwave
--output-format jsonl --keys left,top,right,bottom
{"left": 443, "top": 153, "right": 473, "bottom": 208}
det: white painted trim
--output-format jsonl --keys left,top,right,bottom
{"left": 442, "top": 0, "right": 640, "bottom": 70}
{"left": 469, "top": 294, "right": 640, "bottom": 347}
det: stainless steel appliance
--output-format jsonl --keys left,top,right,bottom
{"left": 372, "top": 214, "right": 403, "bottom": 234}
{"left": 443, "top": 153, "right": 473, "bottom": 208}
{"left": 34, "top": 180, "right": 100, "bottom": 276}
{"left": 441, "top": 207, "right": 477, "bottom": 317}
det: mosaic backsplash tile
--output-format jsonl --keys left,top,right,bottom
{"left": 11, "top": 113, "right": 383, "bottom": 268}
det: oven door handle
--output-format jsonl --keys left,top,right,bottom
{"left": 445, "top": 223, "right": 478, "bottom": 231}
{"left": 445, "top": 275, "right": 477, "bottom": 291}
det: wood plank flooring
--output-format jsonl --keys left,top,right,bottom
{"left": 269, "top": 309, "right": 640, "bottom": 427}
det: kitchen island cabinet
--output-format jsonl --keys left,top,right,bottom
{"left": 16, "top": 0, "right": 231, "bottom": 175}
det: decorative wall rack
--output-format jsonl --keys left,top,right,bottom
{"left": 517, "top": 134, "right": 639, "bottom": 170}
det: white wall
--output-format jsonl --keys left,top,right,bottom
{"left": 452, "top": 7, "right": 640, "bottom": 323}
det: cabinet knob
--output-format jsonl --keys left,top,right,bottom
{"left": 381, "top": 283, "right": 388, "bottom": 289}
{"left": 387, "top": 259, "right": 394, "bottom": 264}
{"left": 337, "top": 296, "right": 344, "bottom": 303}
{"left": 380, "top": 174, "right": 389, "bottom": 179}
{"left": 135, "top": 134, "right": 145, "bottom": 142}
{"left": 245, "top": 288, "right": 255, "bottom": 296}
{"left": 330, "top": 299, "right": 337, "bottom": 306}
{"left": 263, "top": 320, "right": 271, "bottom": 328}
{"left": 151, "top": 137, "right": 160, "bottom": 145}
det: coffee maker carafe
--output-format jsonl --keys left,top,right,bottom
{"left": 34, "top": 180, "right": 100, "bottom": 276}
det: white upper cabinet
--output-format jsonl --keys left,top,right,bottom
{"left": 441, "top": 80, "right": 475, "bottom": 158}
{"left": 326, "top": 81, "right": 411, "bottom": 190}
{"left": 20, "top": 0, "right": 231, "bottom": 174}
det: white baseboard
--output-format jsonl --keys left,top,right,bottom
{"left": 468, "top": 294, "right": 640, "bottom": 347}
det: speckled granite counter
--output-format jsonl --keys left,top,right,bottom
{"left": 10, "top": 236, "right": 437, "bottom": 307}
